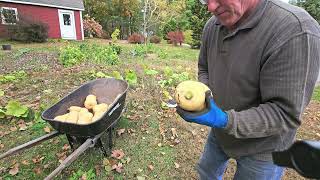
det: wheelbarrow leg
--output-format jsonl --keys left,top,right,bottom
{"left": 108, "top": 128, "right": 113, "bottom": 150}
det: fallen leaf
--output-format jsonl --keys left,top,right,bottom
{"left": 56, "top": 151, "right": 67, "bottom": 163}
{"left": 43, "top": 126, "right": 51, "bottom": 133}
{"left": 53, "top": 139, "right": 60, "bottom": 144}
{"left": 137, "top": 176, "right": 146, "bottom": 180}
{"left": 9, "top": 164, "right": 19, "bottom": 176}
{"left": 33, "top": 167, "right": 42, "bottom": 174}
{"left": 18, "top": 123, "right": 27, "bottom": 131}
{"left": 148, "top": 164, "right": 154, "bottom": 171}
{"left": 117, "top": 128, "right": 126, "bottom": 136}
{"left": 127, "top": 128, "right": 136, "bottom": 133}
{"left": 191, "top": 130, "right": 197, "bottom": 136}
{"left": 111, "top": 149, "right": 125, "bottom": 160}
{"left": 174, "top": 162, "right": 180, "bottom": 169}
{"left": 32, "top": 156, "right": 45, "bottom": 164}
{"left": 173, "top": 139, "right": 181, "bottom": 145}
{"left": 10, "top": 126, "right": 17, "bottom": 132}
{"left": 171, "top": 128, "right": 178, "bottom": 138}
{"left": 44, "top": 164, "right": 50, "bottom": 169}
{"left": 80, "top": 174, "right": 87, "bottom": 180}
{"left": 62, "top": 144, "right": 71, "bottom": 151}
{"left": 316, "top": 133, "right": 320, "bottom": 138}
{"left": 26, "top": 122, "right": 33, "bottom": 126}
{"left": 157, "top": 143, "right": 162, "bottom": 147}
{"left": 111, "top": 163, "right": 123, "bottom": 173}
{"left": 21, "top": 160, "right": 29, "bottom": 165}
{"left": 0, "top": 144, "right": 4, "bottom": 149}
{"left": 95, "top": 165, "right": 101, "bottom": 176}
{"left": 0, "top": 131, "right": 3, "bottom": 137}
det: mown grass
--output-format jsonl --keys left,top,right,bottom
{"left": 312, "top": 86, "right": 320, "bottom": 101}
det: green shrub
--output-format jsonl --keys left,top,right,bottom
{"left": 184, "top": 30, "right": 193, "bottom": 45}
{"left": 8, "top": 16, "right": 48, "bottom": 43}
{"left": 111, "top": 28, "right": 120, "bottom": 43}
{"left": 149, "top": 35, "right": 161, "bottom": 44}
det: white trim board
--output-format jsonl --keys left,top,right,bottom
{"left": 0, "top": 0, "right": 84, "bottom": 11}
{"left": 80, "top": 11, "right": 84, "bottom": 40}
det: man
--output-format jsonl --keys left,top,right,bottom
{"left": 176, "top": 0, "right": 320, "bottom": 179}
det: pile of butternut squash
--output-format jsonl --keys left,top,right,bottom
{"left": 54, "top": 94, "right": 115, "bottom": 125}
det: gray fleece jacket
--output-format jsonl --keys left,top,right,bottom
{"left": 198, "top": 0, "right": 320, "bottom": 161}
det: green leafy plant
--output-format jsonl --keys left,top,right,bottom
{"left": 0, "top": 89, "right": 4, "bottom": 96}
{"left": 59, "top": 45, "right": 84, "bottom": 67}
{"left": 156, "top": 49, "right": 168, "bottom": 59}
{"left": 158, "top": 71, "right": 190, "bottom": 87}
{"left": 131, "top": 44, "right": 155, "bottom": 57}
{"left": 145, "top": 69, "right": 159, "bottom": 76}
{"left": 5, "top": 100, "right": 29, "bottom": 118}
{"left": 110, "top": 43, "right": 122, "bottom": 54}
{"left": 111, "top": 28, "right": 120, "bottom": 43}
{"left": 0, "top": 108, "right": 5, "bottom": 119}
{"left": 14, "top": 48, "right": 32, "bottom": 59}
{"left": 60, "top": 44, "right": 120, "bottom": 67}
{"left": 125, "top": 70, "right": 138, "bottom": 86}
{"left": 69, "top": 169, "right": 96, "bottom": 180}
{"left": 0, "top": 70, "right": 27, "bottom": 84}
{"left": 163, "top": 67, "right": 174, "bottom": 77}
{"left": 112, "top": 71, "right": 123, "bottom": 80}
{"left": 93, "top": 46, "right": 120, "bottom": 65}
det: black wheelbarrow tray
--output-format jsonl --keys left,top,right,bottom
{"left": 0, "top": 78, "right": 129, "bottom": 180}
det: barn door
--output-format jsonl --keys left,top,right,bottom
{"left": 58, "top": 10, "right": 76, "bottom": 40}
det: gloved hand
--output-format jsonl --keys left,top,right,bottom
{"left": 176, "top": 91, "right": 228, "bottom": 128}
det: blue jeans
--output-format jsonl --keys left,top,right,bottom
{"left": 198, "top": 130, "right": 284, "bottom": 180}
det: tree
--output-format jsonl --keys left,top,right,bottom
{"left": 84, "top": 0, "right": 141, "bottom": 39}
{"left": 185, "top": 0, "right": 211, "bottom": 48}
{"left": 295, "top": 0, "right": 320, "bottom": 23}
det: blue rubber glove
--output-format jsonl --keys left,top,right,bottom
{"left": 176, "top": 91, "right": 228, "bottom": 128}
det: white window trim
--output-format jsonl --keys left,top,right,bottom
{"left": 1, "top": 7, "right": 18, "bottom": 25}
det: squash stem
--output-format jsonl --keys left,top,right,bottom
{"left": 184, "top": 91, "right": 193, "bottom": 100}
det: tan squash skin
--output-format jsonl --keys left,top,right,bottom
{"left": 84, "top": 94, "right": 97, "bottom": 109}
{"left": 175, "top": 81, "right": 210, "bottom": 112}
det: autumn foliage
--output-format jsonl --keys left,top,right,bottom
{"left": 166, "top": 31, "right": 184, "bottom": 46}
{"left": 149, "top": 35, "right": 161, "bottom": 44}
{"left": 128, "top": 33, "right": 144, "bottom": 44}
{"left": 83, "top": 15, "right": 103, "bottom": 38}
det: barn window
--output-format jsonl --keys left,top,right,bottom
{"left": 1, "top": 7, "right": 18, "bottom": 25}
{"left": 63, "top": 14, "right": 71, "bottom": 25}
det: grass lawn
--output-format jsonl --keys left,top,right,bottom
{"left": 0, "top": 38, "right": 319, "bottom": 180}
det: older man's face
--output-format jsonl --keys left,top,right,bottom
{"left": 207, "top": 0, "right": 257, "bottom": 29}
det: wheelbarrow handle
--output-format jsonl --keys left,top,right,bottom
{"left": 0, "top": 131, "right": 60, "bottom": 160}
{"left": 44, "top": 134, "right": 102, "bottom": 180}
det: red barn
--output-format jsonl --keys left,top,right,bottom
{"left": 0, "top": 0, "right": 84, "bottom": 40}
